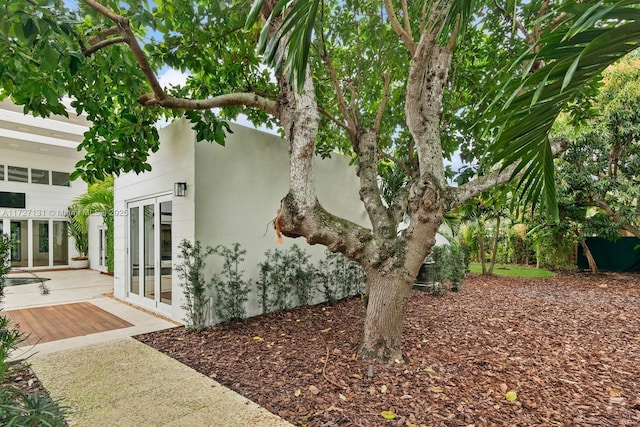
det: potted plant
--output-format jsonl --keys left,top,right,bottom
{"left": 67, "top": 207, "right": 89, "bottom": 269}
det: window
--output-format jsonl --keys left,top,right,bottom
{"left": 31, "top": 169, "right": 50, "bottom": 185}
{"left": 8, "top": 166, "right": 28, "bottom": 183}
{"left": 52, "top": 171, "right": 70, "bottom": 187}
{"left": 0, "top": 165, "right": 4, "bottom": 181}
{"left": 0, "top": 192, "right": 26, "bottom": 208}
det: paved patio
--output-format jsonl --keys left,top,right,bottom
{"left": 1, "top": 269, "right": 293, "bottom": 427}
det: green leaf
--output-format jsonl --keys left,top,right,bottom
{"left": 562, "top": 53, "right": 582, "bottom": 92}
{"left": 380, "top": 410, "right": 396, "bottom": 420}
{"left": 245, "top": 0, "right": 266, "bottom": 30}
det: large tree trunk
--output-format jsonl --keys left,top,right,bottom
{"left": 359, "top": 268, "right": 414, "bottom": 362}
{"left": 579, "top": 239, "right": 599, "bottom": 273}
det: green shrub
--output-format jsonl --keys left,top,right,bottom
{"left": 447, "top": 243, "right": 467, "bottom": 291}
{"left": 256, "top": 248, "right": 293, "bottom": 313}
{"left": 175, "top": 240, "right": 214, "bottom": 330}
{"left": 211, "top": 243, "right": 251, "bottom": 324}
{"left": 317, "top": 251, "right": 365, "bottom": 304}
{"left": 0, "top": 317, "right": 67, "bottom": 426}
{"left": 285, "top": 245, "right": 316, "bottom": 307}
{"left": 418, "top": 244, "right": 468, "bottom": 294}
{"left": 256, "top": 245, "right": 316, "bottom": 313}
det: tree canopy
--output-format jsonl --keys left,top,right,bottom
{"left": 556, "top": 56, "right": 640, "bottom": 239}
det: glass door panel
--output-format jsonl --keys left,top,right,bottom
{"left": 128, "top": 196, "right": 172, "bottom": 313}
{"left": 10, "top": 220, "right": 27, "bottom": 268}
{"left": 52, "top": 221, "right": 68, "bottom": 265}
{"left": 143, "top": 204, "right": 155, "bottom": 300}
{"left": 159, "top": 200, "right": 172, "bottom": 305}
{"left": 129, "top": 207, "right": 140, "bottom": 295}
{"left": 98, "top": 227, "right": 106, "bottom": 269}
{"left": 32, "top": 220, "right": 49, "bottom": 267}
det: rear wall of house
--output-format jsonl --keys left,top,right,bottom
{"left": 194, "top": 123, "right": 370, "bottom": 322}
{"left": 0, "top": 148, "right": 86, "bottom": 267}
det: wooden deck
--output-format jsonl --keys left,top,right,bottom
{"left": 3, "top": 302, "right": 134, "bottom": 346}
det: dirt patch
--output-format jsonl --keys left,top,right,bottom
{"left": 136, "top": 273, "right": 640, "bottom": 426}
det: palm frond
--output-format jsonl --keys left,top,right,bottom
{"left": 488, "top": 0, "right": 640, "bottom": 220}
{"left": 246, "top": 0, "right": 320, "bottom": 92}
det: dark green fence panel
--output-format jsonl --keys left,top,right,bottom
{"left": 577, "top": 237, "right": 640, "bottom": 272}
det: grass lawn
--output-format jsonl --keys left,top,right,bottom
{"left": 468, "top": 262, "right": 555, "bottom": 278}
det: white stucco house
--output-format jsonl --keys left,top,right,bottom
{"left": 0, "top": 99, "right": 107, "bottom": 271}
{"left": 113, "top": 119, "right": 369, "bottom": 323}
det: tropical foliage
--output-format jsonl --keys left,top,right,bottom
{"left": 2, "top": 0, "right": 639, "bottom": 360}
{"left": 69, "top": 176, "right": 114, "bottom": 272}
{"left": 555, "top": 57, "right": 640, "bottom": 240}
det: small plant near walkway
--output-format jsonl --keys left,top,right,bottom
{"left": 176, "top": 240, "right": 214, "bottom": 330}
{"left": 0, "top": 237, "right": 68, "bottom": 426}
{"left": 211, "top": 243, "right": 251, "bottom": 324}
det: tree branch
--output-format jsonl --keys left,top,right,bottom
{"left": 384, "top": 0, "right": 416, "bottom": 55}
{"left": 591, "top": 198, "right": 640, "bottom": 239}
{"left": 356, "top": 130, "right": 396, "bottom": 240}
{"left": 448, "top": 137, "right": 570, "bottom": 209}
{"left": 373, "top": 73, "right": 391, "bottom": 133}
{"left": 446, "top": 15, "right": 461, "bottom": 52}
{"left": 319, "top": 107, "right": 351, "bottom": 131}
{"left": 401, "top": 0, "right": 412, "bottom": 35}
{"left": 447, "top": 163, "right": 517, "bottom": 210}
{"left": 136, "top": 92, "right": 278, "bottom": 115}
{"left": 82, "top": 0, "right": 279, "bottom": 117}
{"left": 493, "top": 0, "right": 533, "bottom": 43}
{"left": 83, "top": 0, "right": 167, "bottom": 103}
{"left": 82, "top": 36, "right": 126, "bottom": 56}
{"left": 380, "top": 150, "right": 412, "bottom": 177}
{"left": 320, "top": 50, "right": 356, "bottom": 138}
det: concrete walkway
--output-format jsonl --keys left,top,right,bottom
{"left": 3, "top": 269, "right": 293, "bottom": 427}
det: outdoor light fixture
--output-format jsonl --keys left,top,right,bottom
{"left": 174, "top": 182, "right": 187, "bottom": 197}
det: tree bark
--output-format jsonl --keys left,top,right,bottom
{"left": 479, "top": 223, "right": 487, "bottom": 274}
{"left": 488, "top": 216, "right": 501, "bottom": 274}
{"left": 579, "top": 239, "right": 599, "bottom": 273}
{"left": 359, "top": 266, "right": 414, "bottom": 362}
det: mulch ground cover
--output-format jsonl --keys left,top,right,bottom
{"left": 136, "top": 272, "right": 640, "bottom": 427}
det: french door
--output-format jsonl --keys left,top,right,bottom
{"left": 128, "top": 195, "right": 172, "bottom": 313}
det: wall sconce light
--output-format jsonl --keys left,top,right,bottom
{"left": 174, "top": 182, "right": 187, "bottom": 197}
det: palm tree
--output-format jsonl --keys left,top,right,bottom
{"left": 69, "top": 177, "right": 114, "bottom": 273}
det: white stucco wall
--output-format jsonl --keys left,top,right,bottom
{"left": 0, "top": 149, "right": 86, "bottom": 213}
{"left": 0, "top": 148, "right": 87, "bottom": 266}
{"left": 193, "top": 122, "right": 369, "bottom": 320}
{"left": 113, "top": 119, "right": 196, "bottom": 314}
